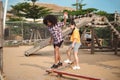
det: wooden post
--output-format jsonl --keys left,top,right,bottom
{"left": 111, "top": 31, "right": 114, "bottom": 48}
{"left": 91, "top": 27, "right": 95, "bottom": 54}
{"left": 94, "top": 32, "right": 101, "bottom": 47}
{"left": 30, "top": 29, "right": 34, "bottom": 41}
{"left": 114, "top": 37, "right": 118, "bottom": 55}
{"left": 80, "top": 28, "right": 87, "bottom": 46}
{"left": 0, "top": 1, "right": 3, "bottom": 75}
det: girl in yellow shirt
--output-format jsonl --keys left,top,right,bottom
{"left": 64, "top": 21, "right": 81, "bottom": 70}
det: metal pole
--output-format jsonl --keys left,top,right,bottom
{"left": 3, "top": 0, "right": 9, "bottom": 31}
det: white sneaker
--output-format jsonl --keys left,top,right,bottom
{"left": 64, "top": 59, "right": 72, "bottom": 64}
{"left": 76, "top": 66, "right": 80, "bottom": 69}
{"left": 72, "top": 66, "right": 80, "bottom": 70}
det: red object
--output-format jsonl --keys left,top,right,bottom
{"left": 46, "top": 69, "right": 101, "bottom": 80}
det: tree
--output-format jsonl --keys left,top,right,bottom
{"left": 24, "top": 0, "right": 51, "bottom": 22}
{"left": 96, "top": 10, "right": 108, "bottom": 16}
{"left": 9, "top": 2, "right": 51, "bottom": 22}
{"left": 72, "top": 0, "right": 86, "bottom": 11}
{"left": 10, "top": 2, "right": 30, "bottom": 19}
{"left": 25, "top": 0, "right": 38, "bottom": 6}
{"left": 96, "top": 11, "right": 115, "bottom": 21}
{"left": 24, "top": 5, "right": 51, "bottom": 22}
{"left": 84, "top": 8, "right": 98, "bottom": 13}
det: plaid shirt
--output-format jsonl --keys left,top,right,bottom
{"left": 48, "top": 22, "right": 64, "bottom": 44}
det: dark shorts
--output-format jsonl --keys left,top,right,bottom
{"left": 53, "top": 40, "right": 63, "bottom": 48}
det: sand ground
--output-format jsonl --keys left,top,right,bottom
{"left": 3, "top": 45, "right": 120, "bottom": 80}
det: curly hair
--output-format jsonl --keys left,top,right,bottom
{"left": 43, "top": 15, "right": 57, "bottom": 26}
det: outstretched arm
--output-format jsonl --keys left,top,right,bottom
{"left": 57, "top": 12, "right": 68, "bottom": 27}
{"left": 63, "top": 11, "right": 68, "bottom": 25}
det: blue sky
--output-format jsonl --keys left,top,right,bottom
{"left": 2, "top": 0, "right": 120, "bottom": 13}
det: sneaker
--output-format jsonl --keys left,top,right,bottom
{"left": 51, "top": 64, "right": 58, "bottom": 69}
{"left": 57, "top": 62, "right": 63, "bottom": 67}
{"left": 64, "top": 59, "right": 72, "bottom": 64}
{"left": 76, "top": 66, "right": 80, "bottom": 69}
{"left": 72, "top": 66, "right": 80, "bottom": 70}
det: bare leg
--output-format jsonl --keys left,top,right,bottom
{"left": 57, "top": 47, "right": 61, "bottom": 62}
{"left": 66, "top": 47, "right": 72, "bottom": 61}
{"left": 54, "top": 46, "right": 60, "bottom": 64}
{"left": 74, "top": 52, "right": 79, "bottom": 66}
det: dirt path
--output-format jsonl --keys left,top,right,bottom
{"left": 3, "top": 45, "right": 120, "bottom": 80}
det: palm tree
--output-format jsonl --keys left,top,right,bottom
{"left": 72, "top": 0, "right": 86, "bottom": 11}
{"left": 79, "top": 0, "right": 86, "bottom": 11}
{"left": 72, "top": 0, "right": 79, "bottom": 10}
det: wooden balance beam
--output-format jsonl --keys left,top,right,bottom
{"left": 46, "top": 69, "right": 101, "bottom": 80}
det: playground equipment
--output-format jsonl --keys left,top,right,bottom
{"left": 25, "top": 13, "right": 120, "bottom": 56}
{"left": 106, "top": 18, "right": 120, "bottom": 54}
{"left": 46, "top": 62, "right": 101, "bottom": 80}
{"left": 46, "top": 69, "right": 101, "bottom": 80}
{"left": 114, "top": 11, "right": 120, "bottom": 22}
{"left": 30, "top": 27, "right": 42, "bottom": 42}
{"left": 24, "top": 16, "right": 93, "bottom": 56}
{"left": 82, "top": 16, "right": 120, "bottom": 54}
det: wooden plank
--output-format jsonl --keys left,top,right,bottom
{"left": 94, "top": 49, "right": 120, "bottom": 52}
{"left": 46, "top": 69, "right": 101, "bottom": 80}
{"left": 80, "top": 46, "right": 112, "bottom": 49}
{"left": 107, "top": 19, "right": 120, "bottom": 39}
{"left": 81, "top": 29, "right": 87, "bottom": 45}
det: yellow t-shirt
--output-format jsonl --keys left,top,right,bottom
{"left": 70, "top": 28, "right": 81, "bottom": 43}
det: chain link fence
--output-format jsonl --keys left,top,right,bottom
{"left": 4, "top": 21, "right": 50, "bottom": 46}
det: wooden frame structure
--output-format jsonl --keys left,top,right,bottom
{"left": 80, "top": 17, "right": 120, "bottom": 55}
{"left": 25, "top": 14, "right": 120, "bottom": 56}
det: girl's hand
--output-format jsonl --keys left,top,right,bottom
{"left": 49, "top": 40, "right": 52, "bottom": 44}
{"left": 64, "top": 12, "right": 68, "bottom": 19}
{"left": 72, "top": 39, "right": 76, "bottom": 48}
{"left": 49, "top": 37, "right": 53, "bottom": 44}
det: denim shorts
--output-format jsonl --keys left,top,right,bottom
{"left": 69, "top": 42, "right": 81, "bottom": 53}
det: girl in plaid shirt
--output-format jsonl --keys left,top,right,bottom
{"left": 43, "top": 14, "right": 67, "bottom": 68}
